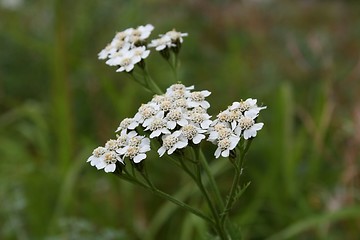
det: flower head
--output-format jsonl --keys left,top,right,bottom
{"left": 143, "top": 112, "right": 171, "bottom": 138}
{"left": 162, "top": 29, "right": 188, "bottom": 44}
{"left": 98, "top": 24, "right": 153, "bottom": 71}
{"left": 148, "top": 35, "right": 174, "bottom": 51}
{"left": 87, "top": 147, "right": 107, "bottom": 167}
{"left": 96, "top": 150, "right": 123, "bottom": 173}
{"left": 236, "top": 111, "right": 264, "bottom": 139}
{"left": 115, "top": 118, "right": 139, "bottom": 133}
{"left": 117, "top": 134, "right": 151, "bottom": 163}
{"left": 187, "top": 90, "right": 211, "bottom": 109}
{"left": 124, "top": 24, "right": 154, "bottom": 43}
{"left": 214, "top": 136, "right": 240, "bottom": 158}
{"left": 229, "top": 98, "right": 266, "bottom": 116}
{"left": 157, "top": 131, "right": 188, "bottom": 157}
{"left": 180, "top": 124, "right": 206, "bottom": 144}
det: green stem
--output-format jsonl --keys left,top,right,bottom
{"left": 166, "top": 53, "right": 179, "bottom": 82}
{"left": 128, "top": 72, "right": 151, "bottom": 92}
{"left": 142, "top": 66, "right": 163, "bottom": 95}
{"left": 220, "top": 140, "right": 252, "bottom": 228}
{"left": 198, "top": 148, "right": 225, "bottom": 209}
{"left": 193, "top": 158, "right": 228, "bottom": 240}
{"left": 114, "top": 171, "right": 214, "bottom": 225}
{"left": 164, "top": 151, "right": 228, "bottom": 239}
{"left": 220, "top": 162, "right": 241, "bottom": 227}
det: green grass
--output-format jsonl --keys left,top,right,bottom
{"left": 1, "top": 1, "right": 360, "bottom": 239}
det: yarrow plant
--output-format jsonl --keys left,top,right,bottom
{"left": 88, "top": 24, "right": 266, "bottom": 239}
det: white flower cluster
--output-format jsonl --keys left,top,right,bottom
{"left": 87, "top": 131, "right": 151, "bottom": 173}
{"left": 91, "top": 25, "right": 267, "bottom": 173}
{"left": 87, "top": 84, "right": 267, "bottom": 172}
{"left": 88, "top": 83, "right": 213, "bottom": 172}
{"left": 98, "top": 24, "right": 154, "bottom": 72}
{"left": 208, "top": 99, "right": 266, "bottom": 158}
{"left": 148, "top": 29, "right": 188, "bottom": 51}
{"left": 123, "top": 83, "right": 212, "bottom": 157}
{"left": 98, "top": 25, "right": 189, "bottom": 72}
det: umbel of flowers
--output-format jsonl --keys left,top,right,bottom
{"left": 87, "top": 83, "right": 266, "bottom": 172}
{"left": 88, "top": 24, "right": 266, "bottom": 240}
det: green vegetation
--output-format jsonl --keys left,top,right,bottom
{"left": 1, "top": 1, "right": 359, "bottom": 239}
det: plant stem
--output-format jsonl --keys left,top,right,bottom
{"left": 167, "top": 53, "right": 179, "bottom": 82}
{"left": 220, "top": 162, "right": 241, "bottom": 227}
{"left": 114, "top": 172, "right": 214, "bottom": 225}
{"left": 198, "top": 148, "right": 225, "bottom": 209}
{"left": 142, "top": 66, "right": 163, "bottom": 95}
{"left": 193, "top": 158, "right": 228, "bottom": 240}
{"left": 128, "top": 72, "right": 151, "bottom": 92}
{"left": 220, "top": 140, "right": 252, "bottom": 228}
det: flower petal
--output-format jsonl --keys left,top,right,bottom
{"left": 193, "top": 134, "right": 205, "bottom": 144}
{"left": 214, "top": 148, "right": 221, "bottom": 158}
{"left": 221, "top": 149, "right": 230, "bottom": 157}
{"left": 134, "top": 154, "right": 147, "bottom": 163}
{"left": 158, "top": 147, "right": 166, "bottom": 157}
{"left": 105, "top": 164, "right": 116, "bottom": 173}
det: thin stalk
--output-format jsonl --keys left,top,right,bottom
{"left": 220, "top": 163, "right": 241, "bottom": 227}
{"left": 193, "top": 159, "right": 228, "bottom": 240}
{"left": 158, "top": 151, "right": 227, "bottom": 238}
{"left": 198, "top": 148, "right": 225, "bottom": 209}
{"left": 142, "top": 66, "right": 163, "bottom": 95}
{"left": 183, "top": 148, "right": 227, "bottom": 239}
{"left": 220, "top": 140, "right": 252, "bottom": 228}
{"left": 166, "top": 53, "right": 179, "bottom": 82}
{"left": 128, "top": 72, "right": 151, "bottom": 92}
{"left": 114, "top": 171, "right": 214, "bottom": 225}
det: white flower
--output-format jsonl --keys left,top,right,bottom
{"left": 143, "top": 112, "right": 171, "bottom": 138}
{"left": 105, "top": 139, "right": 122, "bottom": 151}
{"left": 236, "top": 111, "right": 264, "bottom": 139}
{"left": 139, "top": 24, "right": 155, "bottom": 36}
{"left": 187, "top": 90, "right": 211, "bottom": 109}
{"left": 99, "top": 24, "right": 153, "bottom": 63}
{"left": 115, "top": 118, "right": 139, "bottom": 133}
{"left": 115, "top": 49, "right": 141, "bottom": 72}
{"left": 113, "top": 31, "right": 130, "bottom": 42}
{"left": 117, "top": 135, "right": 151, "bottom": 163}
{"left": 98, "top": 44, "right": 115, "bottom": 60}
{"left": 98, "top": 34, "right": 127, "bottom": 60}
{"left": 165, "top": 108, "right": 188, "bottom": 129}
{"left": 214, "top": 108, "right": 243, "bottom": 130}
{"left": 214, "top": 136, "right": 240, "bottom": 158}
{"left": 229, "top": 98, "right": 266, "bottom": 116}
{"left": 173, "top": 98, "right": 189, "bottom": 109}
{"left": 165, "top": 84, "right": 194, "bottom": 102}
{"left": 87, "top": 146, "right": 107, "bottom": 167}
{"left": 104, "top": 48, "right": 129, "bottom": 67}
{"left": 132, "top": 46, "right": 150, "bottom": 60}
{"left": 188, "top": 107, "right": 213, "bottom": 129}
{"left": 180, "top": 124, "right": 206, "bottom": 144}
{"left": 157, "top": 131, "right": 188, "bottom": 157}
{"left": 96, "top": 150, "right": 123, "bottom": 173}
{"left": 158, "top": 99, "right": 173, "bottom": 112}
{"left": 151, "top": 95, "right": 171, "bottom": 105}
{"left": 148, "top": 35, "right": 175, "bottom": 51}
{"left": 134, "top": 103, "right": 159, "bottom": 124}
{"left": 125, "top": 24, "right": 154, "bottom": 43}
{"left": 116, "top": 130, "right": 138, "bottom": 147}
{"left": 162, "top": 29, "right": 188, "bottom": 43}
{"left": 166, "top": 83, "right": 194, "bottom": 95}
{"left": 207, "top": 123, "right": 233, "bottom": 143}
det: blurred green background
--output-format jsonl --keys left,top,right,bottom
{"left": 1, "top": 0, "right": 360, "bottom": 239}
